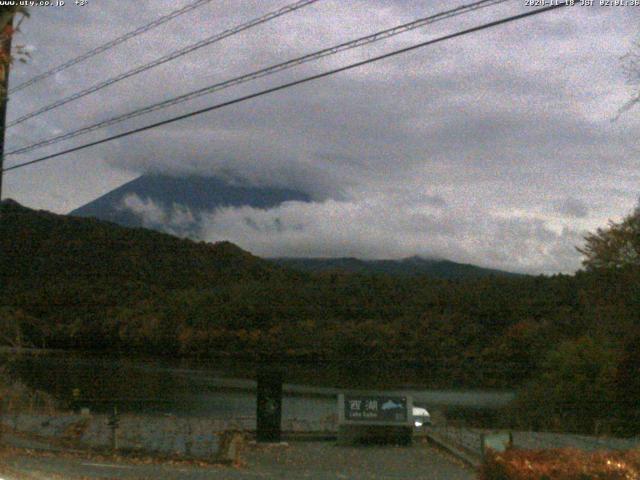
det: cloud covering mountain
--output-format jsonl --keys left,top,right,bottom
{"left": 73, "top": 173, "right": 585, "bottom": 274}
{"left": 70, "top": 174, "right": 312, "bottom": 237}
{"left": 4, "top": 0, "right": 640, "bottom": 274}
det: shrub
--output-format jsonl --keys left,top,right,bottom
{"left": 0, "top": 367, "right": 57, "bottom": 414}
{"left": 479, "top": 448, "right": 640, "bottom": 480}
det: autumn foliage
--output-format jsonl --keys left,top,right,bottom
{"left": 479, "top": 448, "right": 640, "bottom": 480}
{"left": 0, "top": 5, "right": 29, "bottom": 91}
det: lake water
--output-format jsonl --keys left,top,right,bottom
{"left": 2, "top": 352, "right": 514, "bottom": 422}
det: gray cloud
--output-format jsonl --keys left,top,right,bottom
{"left": 556, "top": 197, "right": 589, "bottom": 219}
{"left": 119, "top": 194, "right": 199, "bottom": 237}
{"left": 4, "top": 0, "right": 640, "bottom": 273}
{"left": 119, "top": 191, "right": 585, "bottom": 274}
{"left": 199, "top": 196, "right": 586, "bottom": 274}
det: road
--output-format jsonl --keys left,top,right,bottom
{"left": 0, "top": 441, "right": 475, "bottom": 479}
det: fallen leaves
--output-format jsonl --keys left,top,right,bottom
{"left": 479, "top": 448, "right": 640, "bottom": 480}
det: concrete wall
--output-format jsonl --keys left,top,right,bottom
{"left": 2, "top": 413, "right": 228, "bottom": 458}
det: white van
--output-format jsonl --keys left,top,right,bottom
{"left": 412, "top": 406, "right": 431, "bottom": 427}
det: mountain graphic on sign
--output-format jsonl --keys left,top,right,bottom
{"left": 381, "top": 400, "right": 402, "bottom": 411}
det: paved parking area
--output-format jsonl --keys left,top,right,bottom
{"left": 0, "top": 441, "right": 475, "bottom": 480}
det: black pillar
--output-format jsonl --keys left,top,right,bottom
{"left": 256, "top": 368, "right": 283, "bottom": 442}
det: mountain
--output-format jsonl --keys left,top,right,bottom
{"left": 271, "top": 256, "right": 523, "bottom": 279}
{"left": 69, "top": 174, "right": 520, "bottom": 279}
{"left": 70, "top": 173, "right": 312, "bottom": 236}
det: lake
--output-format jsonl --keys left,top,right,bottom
{"left": 2, "top": 352, "right": 514, "bottom": 423}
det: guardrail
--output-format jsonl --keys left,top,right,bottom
{"left": 427, "top": 422, "right": 640, "bottom": 468}
{"left": 431, "top": 423, "right": 483, "bottom": 456}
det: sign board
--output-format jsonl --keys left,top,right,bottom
{"left": 338, "top": 394, "right": 413, "bottom": 426}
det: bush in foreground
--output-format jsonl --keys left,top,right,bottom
{"left": 0, "top": 367, "right": 57, "bottom": 414}
{"left": 479, "top": 448, "right": 640, "bottom": 480}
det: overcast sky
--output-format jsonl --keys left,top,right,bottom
{"left": 4, "top": 0, "right": 640, "bottom": 274}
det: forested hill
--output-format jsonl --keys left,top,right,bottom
{"left": 272, "top": 256, "right": 523, "bottom": 279}
{"left": 1, "top": 198, "right": 281, "bottom": 293}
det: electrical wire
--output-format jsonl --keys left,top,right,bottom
{"left": 5, "top": 0, "right": 508, "bottom": 157}
{"left": 5, "top": 0, "right": 507, "bottom": 157}
{"left": 4, "top": 0, "right": 508, "bottom": 157}
{"left": 2, "top": 2, "right": 569, "bottom": 174}
{"left": 6, "top": 0, "right": 320, "bottom": 128}
{"left": 8, "top": 0, "right": 216, "bottom": 94}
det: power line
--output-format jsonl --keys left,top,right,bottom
{"left": 2, "top": 3, "right": 569, "bottom": 174}
{"left": 6, "top": 0, "right": 320, "bottom": 128}
{"left": 5, "top": 0, "right": 508, "bottom": 157}
{"left": 7, "top": 0, "right": 216, "bottom": 95}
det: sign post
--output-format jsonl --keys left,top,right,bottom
{"left": 337, "top": 393, "right": 413, "bottom": 445}
{"left": 107, "top": 405, "right": 120, "bottom": 451}
{"left": 256, "top": 368, "right": 283, "bottom": 443}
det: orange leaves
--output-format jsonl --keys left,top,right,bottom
{"left": 479, "top": 448, "right": 640, "bottom": 480}
{"left": 2, "top": 24, "right": 15, "bottom": 39}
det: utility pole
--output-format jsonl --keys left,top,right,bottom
{"left": 0, "top": 13, "right": 13, "bottom": 203}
